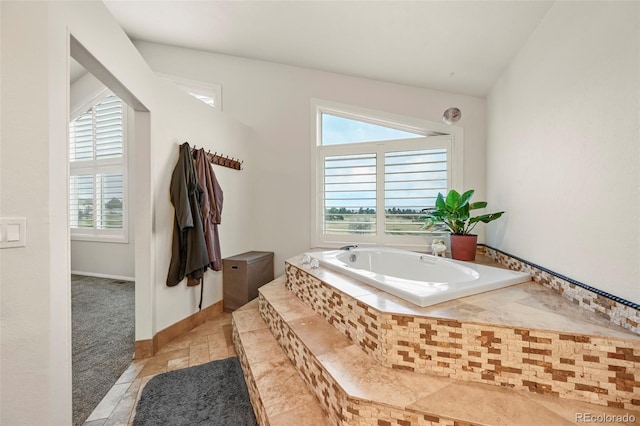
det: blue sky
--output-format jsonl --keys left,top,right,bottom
{"left": 322, "top": 113, "right": 422, "bottom": 145}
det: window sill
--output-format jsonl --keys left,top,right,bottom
{"left": 71, "top": 233, "right": 129, "bottom": 244}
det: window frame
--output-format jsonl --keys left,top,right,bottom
{"left": 310, "top": 99, "right": 464, "bottom": 250}
{"left": 69, "top": 90, "right": 129, "bottom": 243}
{"left": 156, "top": 72, "right": 223, "bottom": 111}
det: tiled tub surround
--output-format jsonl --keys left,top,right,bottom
{"left": 257, "top": 278, "right": 640, "bottom": 426}
{"left": 285, "top": 256, "right": 640, "bottom": 410}
{"left": 481, "top": 245, "right": 640, "bottom": 336}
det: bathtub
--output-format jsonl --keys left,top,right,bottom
{"left": 307, "top": 246, "right": 531, "bottom": 307}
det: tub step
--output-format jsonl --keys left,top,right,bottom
{"left": 257, "top": 278, "right": 640, "bottom": 426}
{"left": 231, "top": 297, "right": 329, "bottom": 425}
{"left": 284, "top": 257, "right": 640, "bottom": 410}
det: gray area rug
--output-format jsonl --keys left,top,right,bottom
{"left": 133, "top": 357, "right": 257, "bottom": 426}
{"left": 72, "top": 275, "right": 135, "bottom": 425}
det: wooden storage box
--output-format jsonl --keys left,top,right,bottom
{"left": 223, "top": 251, "right": 274, "bottom": 312}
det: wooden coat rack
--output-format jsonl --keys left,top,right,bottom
{"left": 188, "top": 143, "right": 243, "bottom": 171}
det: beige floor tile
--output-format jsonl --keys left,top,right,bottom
{"left": 137, "top": 348, "right": 189, "bottom": 377}
{"left": 251, "top": 359, "right": 313, "bottom": 417}
{"left": 206, "top": 332, "right": 227, "bottom": 347}
{"left": 115, "top": 359, "right": 148, "bottom": 385}
{"left": 268, "top": 401, "right": 331, "bottom": 426}
{"left": 189, "top": 343, "right": 211, "bottom": 366}
{"left": 85, "top": 383, "right": 130, "bottom": 422}
{"left": 287, "top": 315, "right": 352, "bottom": 356}
{"left": 83, "top": 420, "right": 107, "bottom": 426}
{"left": 317, "top": 344, "right": 452, "bottom": 408}
{"left": 167, "top": 356, "right": 189, "bottom": 371}
{"left": 232, "top": 308, "right": 269, "bottom": 333}
{"left": 521, "top": 391, "right": 640, "bottom": 425}
{"left": 156, "top": 335, "right": 208, "bottom": 354}
{"left": 409, "top": 381, "right": 574, "bottom": 426}
{"left": 239, "top": 328, "right": 289, "bottom": 364}
{"left": 103, "top": 379, "right": 141, "bottom": 426}
{"left": 209, "top": 342, "right": 231, "bottom": 361}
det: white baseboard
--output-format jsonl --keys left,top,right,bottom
{"left": 71, "top": 270, "right": 135, "bottom": 282}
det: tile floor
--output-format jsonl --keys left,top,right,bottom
{"left": 82, "top": 314, "right": 237, "bottom": 426}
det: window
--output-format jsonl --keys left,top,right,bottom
{"left": 312, "top": 100, "right": 463, "bottom": 249}
{"left": 156, "top": 73, "right": 222, "bottom": 111}
{"left": 69, "top": 92, "right": 127, "bottom": 242}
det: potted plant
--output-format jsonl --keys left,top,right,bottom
{"left": 420, "top": 189, "right": 504, "bottom": 261}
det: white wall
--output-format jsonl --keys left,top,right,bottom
{"left": 487, "top": 1, "right": 639, "bottom": 304}
{"left": 70, "top": 71, "right": 136, "bottom": 280}
{"left": 152, "top": 79, "right": 252, "bottom": 331}
{"left": 0, "top": 2, "right": 252, "bottom": 424}
{"left": 134, "top": 41, "right": 488, "bottom": 275}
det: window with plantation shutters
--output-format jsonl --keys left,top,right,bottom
{"left": 323, "top": 152, "right": 377, "bottom": 236}
{"left": 312, "top": 102, "right": 462, "bottom": 249}
{"left": 69, "top": 93, "right": 127, "bottom": 242}
{"left": 384, "top": 148, "right": 448, "bottom": 236}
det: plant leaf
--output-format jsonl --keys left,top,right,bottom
{"left": 445, "top": 189, "right": 460, "bottom": 211}
{"left": 458, "top": 190, "right": 475, "bottom": 208}
{"left": 435, "top": 193, "right": 446, "bottom": 211}
{"left": 469, "top": 201, "right": 487, "bottom": 210}
{"left": 469, "top": 212, "right": 504, "bottom": 224}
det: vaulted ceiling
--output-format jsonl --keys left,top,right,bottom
{"left": 103, "top": 1, "right": 553, "bottom": 97}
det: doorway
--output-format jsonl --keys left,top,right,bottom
{"left": 68, "top": 35, "right": 152, "bottom": 425}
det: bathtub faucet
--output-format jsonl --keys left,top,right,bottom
{"left": 339, "top": 244, "right": 359, "bottom": 251}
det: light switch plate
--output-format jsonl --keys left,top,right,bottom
{"left": 0, "top": 218, "right": 27, "bottom": 248}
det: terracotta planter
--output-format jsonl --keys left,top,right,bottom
{"left": 450, "top": 234, "right": 478, "bottom": 261}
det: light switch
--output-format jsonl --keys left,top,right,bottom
{"left": 0, "top": 218, "right": 26, "bottom": 248}
{"left": 7, "top": 224, "right": 20, "bottom": 241}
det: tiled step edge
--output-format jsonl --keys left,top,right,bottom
{"left": 231, "top": 298, "right": 330, "bottom": 426}
{"left": 258, "top": 279, "right": 640, "bottom": 426}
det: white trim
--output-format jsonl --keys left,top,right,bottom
{"left": 69, "top": 232, "right": 128, "bottom": 243}
{"left": 310, "top": 98, "right": 464, "bottom": 250}
{"left": 156, "top": 72, "right": 223, "bottom": 111}
{"left": 70, "top": 86, "right": 110, "bottom": 122}
{"left": 312, "top": 98, "right": 463, "bottom": 140}
{"left": 70, "top": 270, "right": 135, "bottom": 282}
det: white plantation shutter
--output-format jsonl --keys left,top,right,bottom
{"left": 94, "top": 96, "right": 123, "bottom": 159}
{"left": 69, "top": 174, "right": 94, "bottom": 229}
{"left": 317, "top": 135, "right": 453, "bottom": 246}
{"left": 323, "top": 153, "right": 377, "bottom": 236}
{"left": 384, "top": 148, "right": 448, "bottom": 235}
{"left": 69, "top": 114, "right": 93, "bottom": 161}
{"left": 69, "top": 93, "right": 127, "bottom": 241}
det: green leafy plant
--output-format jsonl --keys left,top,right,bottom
{"left": 420, "top": 189, "right": 504, "bottom": 235}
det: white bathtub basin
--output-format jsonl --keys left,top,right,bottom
{"left": 308, "top": 246, "right": 531, "bottom": 307}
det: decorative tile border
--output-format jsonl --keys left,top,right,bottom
{"left": 286, "top": 262, "right": 640, "bottom": 410}
{"left": 480, "top": 245, "right": 640, "bottom": 336}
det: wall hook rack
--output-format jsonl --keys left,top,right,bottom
{"left": 183, "top": 142, "right": 243, "bottom": 171}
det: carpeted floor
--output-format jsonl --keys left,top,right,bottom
{"left": 72, "top": 275, "right": 135, "bottom": 426}
{"left": 133, "top": 357, "right": 257, "bottom": 426}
